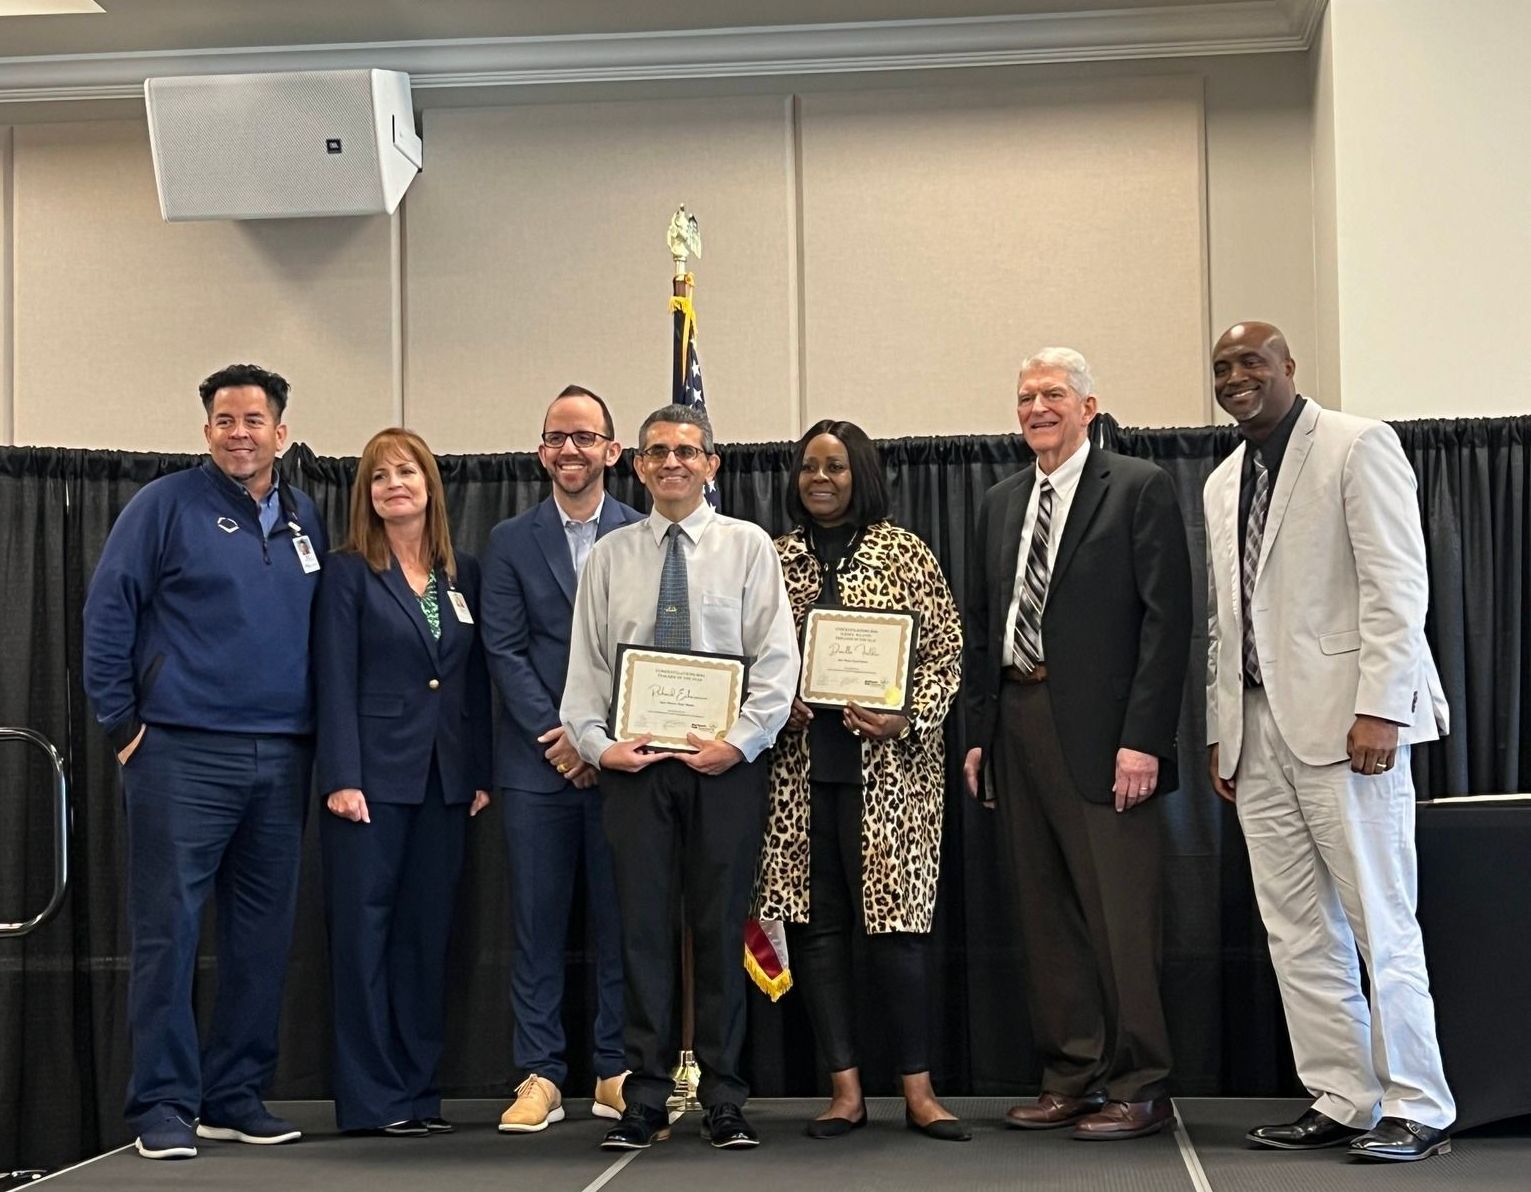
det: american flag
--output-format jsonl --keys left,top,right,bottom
{"left": 670, "top": 291, "right": 719, "bottom": 510}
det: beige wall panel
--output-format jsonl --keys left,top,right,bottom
{"left": 1327, "top": 0, "right": 1531, "bottom": 421}
{"left": 1308, "top": 6, "right": 1341, "bottom": 410}
{"left": 1202, "top": 54, "right": 1317, "bottom": 403}
{"left": 405, "top": 98, "right": 795, "bottom": 453}
{"left": 12, "top": 120, "right": 396, "bottom": 455}
{"left": 799, "top": 79, "right": 1207, "bottom": 435}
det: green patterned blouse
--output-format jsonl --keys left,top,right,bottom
{"left": 417, "top": 569, "right": 441, "bottom": 640}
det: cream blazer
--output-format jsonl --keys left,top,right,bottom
{"left": 1204, "top": 399, "right": 1448, "bottom": 777}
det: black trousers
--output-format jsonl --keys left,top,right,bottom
{"left": 600, "top": 756, "right": 769, "bottom": 1112}
{"left": 785, "top": 780, "right": 931, "bottom": 1077}
{"left": 991, "top": 680, "right": 1172, "bottom": 1103}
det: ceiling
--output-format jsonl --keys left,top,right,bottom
{"left": 0, "top": 0, "right": 1327, "bottom": 106}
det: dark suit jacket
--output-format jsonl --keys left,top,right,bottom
{"left": 314, "top": 549, "right": 492, "bottom": 805}
{"left": 965, "top": 447, "right": 1192, "bottom": 802}
{"left": 480, "top": 493, "right": 646, "bottom": 793}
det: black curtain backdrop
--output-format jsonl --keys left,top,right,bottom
{"left": 1, "top": 414, "right": 1527, "bottom": 1171}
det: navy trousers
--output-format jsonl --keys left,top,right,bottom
{"left": 120, "top": 726, "right": 311, "bottom": 1131}
{"left": 501, "top": 784, "right": 625, "bottom": 1089}
{"left": 320, "top": 766, "right": 468, "bottom": 1131}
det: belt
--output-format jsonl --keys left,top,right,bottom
{"left": 1003, "top": 663, "right": 1048, "bottom": 685}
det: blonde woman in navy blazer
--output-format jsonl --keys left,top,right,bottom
{"left": 315, "top": 428, "right": 491, "bottom": 1136}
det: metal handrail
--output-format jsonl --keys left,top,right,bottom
{"left": 0, "top": 727, "right": 70, "bottom": 938}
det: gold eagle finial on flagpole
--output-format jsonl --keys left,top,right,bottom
{"left": 667, "top": 204, "right": 702, "bottom": 282}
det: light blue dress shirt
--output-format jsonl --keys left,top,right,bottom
{"left": 559, "top": 493, "right": 606, "bottom": 579}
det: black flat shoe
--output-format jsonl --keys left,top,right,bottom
{"left": 421, "top": 1117, "right": 455, "bottom": 1134}
{"left": 905, "top": 1110, "right": 971, "bottom": 1142}
{"left": 1246, "top": 1108, "right": 1363, "bottom": 1150}
{"left": 805, "top": 1111, "right": 868, "bottom": 1139}
{"left": 1348, "top": 1117, "right": 1452, "bottom": 1162}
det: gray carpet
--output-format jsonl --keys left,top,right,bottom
{"left": 31, "top": 1096, "right": 1530, "bottom": 1191}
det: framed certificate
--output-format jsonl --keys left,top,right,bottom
{"left": 610, "top": 645, "right": 749, "bottom": 753}
{"left": 799, "top": 607, "right": 919, "bottom": 714}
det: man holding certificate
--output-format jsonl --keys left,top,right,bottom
{"left": 561, "top": 403, "right": 798, "bottom": 1152}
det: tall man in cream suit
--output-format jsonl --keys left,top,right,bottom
{"left": 1204, "top": 322, "right": 1454, "bottom": 1163}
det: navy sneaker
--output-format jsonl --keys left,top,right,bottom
{"left": 196, "top": 1107, "right": 302, "bottom": 1145}
{"left": 135, "top": 1106, "right": 198, "bottom": 1159}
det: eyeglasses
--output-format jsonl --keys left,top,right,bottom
{"left": 638, "top": 444, "right": 708, "bottom": 463}
{"left": 540, "top": 430, "right": 612, "bottom": 450}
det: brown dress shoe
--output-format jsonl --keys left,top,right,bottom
{"left": 1005, "top": 1091, "right": 1107, "bottom": 1130}
{"left": 1071, "top": 1098, "right": 1173, "bottom": 1140}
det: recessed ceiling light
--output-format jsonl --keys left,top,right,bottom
{"left": 0, "top": 1, "right": 105, "bottom": 16}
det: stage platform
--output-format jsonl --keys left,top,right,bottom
{"left": 30, "top": 1097, "right": 1529, "bottom": 1191}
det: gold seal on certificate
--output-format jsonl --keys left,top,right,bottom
{"left": 610, "top": 644, "right": 747, "bottom": 752}
{"left": 799, "top": 607, "right": 919, "bottom": 714}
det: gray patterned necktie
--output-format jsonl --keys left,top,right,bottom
{"left": 654, "top": 523, "right": 691, "bottom": 650}
{"left": 1011, "top": 479, "right": 1053, "bottom": 674}
{"left": 1242, "top": 452, "right": 1271, "bottom": 686}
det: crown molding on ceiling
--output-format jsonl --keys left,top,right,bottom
{"left": 0, "top": 1, "right": 1327, "bottom": 105}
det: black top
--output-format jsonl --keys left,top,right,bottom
{"left": 1238, "top": 395, "right": 1307, "bottom": 564}
{"left": 805, "top": 522, "right": 863, "bottom": 785}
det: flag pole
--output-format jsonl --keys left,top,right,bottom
{"left": 665, "top": 205, "right": 703, "bottom": 1116}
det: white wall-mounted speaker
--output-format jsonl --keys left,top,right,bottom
{"left": 144, "top": 68, "right": 423, "bottom": 221}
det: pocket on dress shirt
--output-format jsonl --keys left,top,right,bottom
{"left": 698, "top": 592, "right": 743, "bottom": 649}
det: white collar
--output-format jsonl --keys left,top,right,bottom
{"left": 647, "top": 499, "right": 714, "bottom": 546}
{"left": 1037, "top": 437, "right": 1091, "bottom": 492}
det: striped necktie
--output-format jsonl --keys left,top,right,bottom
{"left": 654, "top": 523, "right": 691, "bottom": 650}
{"left": 1011, "top": 478, "right": 1054, "bottom": 675}
{"left": 1242, "top": 452, "right": 1271, "bottom": 686}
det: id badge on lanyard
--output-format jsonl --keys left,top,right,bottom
{"left": 288, "top": 520, "right": 321, "bottom": 573}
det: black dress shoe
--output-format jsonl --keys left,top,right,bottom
{"left": 905, "top": 1109, "right": 972, "bottom": 1142}
{"left": 1348, "top": 1117, "right": 1452, "bottom": 1161}
{"left": 702, "top": 1103, "right": 760, "bottom": 1148}
{"left": 805, "top": 1111, "right": 868, "bottom": 1139}
{"left": 378, "top": 1120, "right": 430, "bottom": 1137}
{"left": 601, "top": 1104, "right": 671, "bottom": 1150}
{"left": 1247, "top": 1108, "right": 1364, "bottom": 1150}
{"left": 421, "top": 1117, "right": 455, "bottom": 1134}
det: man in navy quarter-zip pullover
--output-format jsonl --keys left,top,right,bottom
{"left": 84, "top": 364, "right": 326, "bottom": 1160}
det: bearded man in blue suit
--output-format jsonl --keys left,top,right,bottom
{"left": 481, "top": 385, "right": 645, "bottom": 1132}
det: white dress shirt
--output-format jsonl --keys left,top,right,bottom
{"left": 561, "top": 500, "right": 799, "bottom": 766}
{"left": 1002, "top": 438, "right": 1091, "bottom": 668}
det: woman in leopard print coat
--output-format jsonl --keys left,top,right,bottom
{"left": 753, "top": 420, "right": 967, "bottom": 1141}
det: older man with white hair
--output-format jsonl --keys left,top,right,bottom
{"left": 964, "top": 348, "right": 1192, "bottom": 1140}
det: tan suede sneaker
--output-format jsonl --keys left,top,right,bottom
{"left": 498, "top": 1074, "right": 565, "bottom": 1133}
{"left": 592, "top": 1072, "right": 628, "bottom": 1121}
